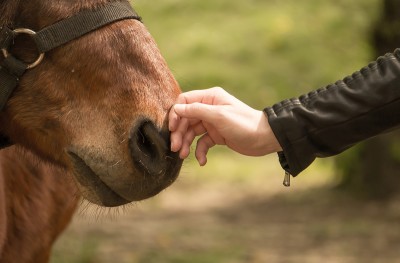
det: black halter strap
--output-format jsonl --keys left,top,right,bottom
{"left": 0, "top": 1, "right": 141, "bottom": 149}
{"left": 34, "top": 1, "right": 141, "bottom": 53}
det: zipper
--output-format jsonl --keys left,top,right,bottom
{"left": 283, "top": 171, "right": 291, "bottom": 187}
{"left": 278, "top": 151, "right": 291, "bottom": 187}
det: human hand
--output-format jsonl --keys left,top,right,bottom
{"left": 169, "top": 87, "right": 282, "bottom": 165}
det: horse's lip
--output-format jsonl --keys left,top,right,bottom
{"left": 67, "top": 151, "right": 130, "bottom": 207}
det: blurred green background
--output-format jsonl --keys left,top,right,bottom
{"left": 135, "top": 0, "right": 378, "bottom": 107}
{"left": 50, "top": 0, "right": 400, "bottom": 262}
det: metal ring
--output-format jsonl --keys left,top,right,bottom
{"left": 1, "top": 28, "right": 45, "bottom": 69}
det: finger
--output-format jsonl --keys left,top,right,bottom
{"left": 173, "top": 103, "right": 219, "bottom": 125}
{"left": 178, "top": 141, "right": 190, "bottom": 160}
{"left": 168, "top": 105, "right": 180, "bottom": 132}
{"left": 195, "top": 133, "right": 216, "bottom": 166}
{"left": 170, "top": 117, "right": 190, "bottom": 152}
{"left": 179, "top": 128, "right": 196, "bottom": 159}
{"left": 169, "top": 101, "right": 207, "bottom": 132}
{"left": 175, "top": 87, "right": 226, "bottom": 105}
{"left": 180, "top": 122, "right": 207, "bottom": 158}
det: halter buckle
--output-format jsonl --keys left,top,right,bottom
{"left": 1, "top": 28, "right": 45, "bottom": 69}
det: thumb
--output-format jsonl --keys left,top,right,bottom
{"left": 173, "top": 103, "right": 216, "bottom": 123}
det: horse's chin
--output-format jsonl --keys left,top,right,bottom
{"left": 66, "top": 150, "right": 179, "bottom": 207}
{"left": 68, "top": 152, "right": 130, "bottom": 207}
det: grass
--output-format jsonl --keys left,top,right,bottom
{"left": 50, "top": 237, "right": 98, "bottom": 263}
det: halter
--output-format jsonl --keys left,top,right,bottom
{"left": 0, "top": 1, "right": 142, "bottom": 149}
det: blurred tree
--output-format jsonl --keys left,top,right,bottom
{"left": 336, "top": 0, "right": 400, "bottom": 199}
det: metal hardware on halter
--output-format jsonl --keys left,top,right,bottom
{"left": 1, "top": 28, "right": 45, "bottom": 69}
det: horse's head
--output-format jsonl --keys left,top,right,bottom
{"left": 0, "top": 0, "right": 182, "bottom": 206}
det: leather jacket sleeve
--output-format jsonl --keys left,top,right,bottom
{"left": 264, "top": 48, "right": 400, "bottom": 176}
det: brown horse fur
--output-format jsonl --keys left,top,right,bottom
{"left": 0, "top": 0, "right": 182, "bottom": 262}
{"left": 0, "top": 149, "right": 78, "bottom": 262}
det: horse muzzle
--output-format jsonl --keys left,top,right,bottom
{"left": 67, "top": 120, "right": 182, "bottom": 207}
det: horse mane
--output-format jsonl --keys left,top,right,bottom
{"left": 0, "top": 0, "right": 20, "bottom": 27}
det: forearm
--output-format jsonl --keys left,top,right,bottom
{"left": 265, "top": 49, "right": 400, "bottom": 176}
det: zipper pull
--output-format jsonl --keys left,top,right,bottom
{"left": 283, "top": 171, "right": 291, "bottom": 187}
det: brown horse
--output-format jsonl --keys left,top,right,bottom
{"left": 0, "top": 0, "right": 182, "bottom": 262}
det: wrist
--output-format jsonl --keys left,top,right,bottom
{"left": 259, "top": 110, "right": 282, "bottom": 154}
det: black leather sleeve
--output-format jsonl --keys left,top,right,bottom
{"left": 264, "top": 48, "right": 400, "bottom": 176}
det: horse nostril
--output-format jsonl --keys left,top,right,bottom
{"left": 129, "top": 120, "right": 172, "bottom": 176}
{"left": 138, "top": 121, "right": 168, "bottom": 159}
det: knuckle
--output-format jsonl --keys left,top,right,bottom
{"left": 212, "top": 86, "right": 225, "bottom": 94}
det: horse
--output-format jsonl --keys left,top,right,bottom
{"left": 0, "top": 0, "right": 183, "bottom": 262}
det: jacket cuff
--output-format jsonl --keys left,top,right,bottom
{"left": 264, "top": 106, "right": 316, "bottom": 176}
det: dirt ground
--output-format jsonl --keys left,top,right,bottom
{"left": 51, "top": 156, "right": 400, "bottom": 263}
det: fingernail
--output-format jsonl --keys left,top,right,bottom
{"left": 170, "top": 141, "right": 177, "bottom": 152}
{"left": 197, "top": 156, "right": 207, "bottom": 166}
